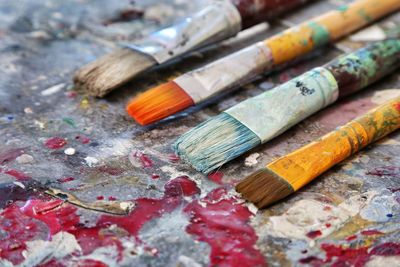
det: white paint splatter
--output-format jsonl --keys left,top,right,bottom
{"left": 13, "top": 181, "right": 25, "bottom": 189}
{"left": 359, "top": 193, "right": 396, "bottom": 222}
{"left": 84, "top": 156, "right": 99, "bottom": 167}
{"left": 41, "top": 83, "right": 65, "bottom": 96}
{"left": 64, "top": 147, "right": 76, "bottom": 155}
{"left": 24, "top": 107, "right": 33, "bottom": 114}
{"left": 20, "top": 232, "right": 81, "bottom": 267}
{"left": 160, "top": 165, "right": 188, "bottom": 179}
{"left": 244, "top": 153, "right": 260, "bottom": 167}
{"left": 16, "top": 154, "right": 34, "bottom": 164}
{"left": 264, "top": 192, "right": 375, "bottom": 241}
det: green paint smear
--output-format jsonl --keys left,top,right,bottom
{"left": 358, "top": 9, "right": 373, "bottom": 22}
{"left": 63, "top": 117, "right": 76, "bottom": 128}
{"left": 307, "top": 22, "right": 330, "bottom": 47}
{"left": 337, "top": 5, "right": 348, "bottom": 12}
{"left": 334, "top": 39, "right": 400, "bottom": 88}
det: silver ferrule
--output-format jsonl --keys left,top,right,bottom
{"left": 124, "top": 0, "right": 242, "bottom": 64}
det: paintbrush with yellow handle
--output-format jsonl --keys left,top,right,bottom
{"left": 236, "top": 97, "right": 400, "bottom": 208}
{"left": 127, "top": 0, "right": 400, "bottom": 125}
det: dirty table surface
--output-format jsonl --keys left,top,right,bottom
{"left": 1, "top": 0, "right": 400, "bottom": 266}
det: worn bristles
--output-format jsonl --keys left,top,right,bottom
{"left": 74, "top": 48, "right": 156, "bottom": 97}
{"left": 174, "top": 112, "right": 261, "bottom": 173}
{"left": 236, "top": 168, "right": 294, "bottom": 208}
{"left": 126, "top": 81, "right": 194, "bottom": 125}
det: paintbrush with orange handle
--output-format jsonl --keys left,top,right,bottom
{"left": 127, "top": 0, "right": 400, "bottom": 125}
{"left": 75, "top": 0, "right": 310, "bottom": 97}
{"left": 236, "top": 97, "right": 400, "bottom": 208}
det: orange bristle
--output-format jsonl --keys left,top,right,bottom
{"left": 126, "top": 81, "right": 194, "bottom": 125}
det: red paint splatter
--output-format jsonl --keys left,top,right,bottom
{"left": 0, "top": 148, "right": 25, "bottom": 165}
{"left": 75, "top": 259, "right": 108, "bottom": 267}
{"left": 366, "top": 166, "right": 400, "bottom": 177}
{"left": 75, "top": 135, "right": 90, "bottom": 144}
{"left": 207, "top": 171, "right": 224, "bottom": 185}
{"left": 66, "top": 91, "right": 77, "bottom": 98}
{"left": 151, "top": 173, "right": 160, "bottom": 179}
{"left": 168, "top": 153, "right": 180, "bottom": 163}
{"left": 370, "top": 242, "right": 400, "bottom": 256}
{"left": 184, "top": 187, "right": 266, "bottom": 267}
{"left": 96, "top": 196, "right": 104, "bottom": 200}
{"left": 394, "top": 102, "right": 400, "bottom": 112}
{"left": 345, "top": 235, "right": 357, "bottom": 241}
{"left": 325, "top": 223, "right": 331, "bottom": 228}
{"left": 57, "top": 177, "right": 75, "bottom": 183}
{"left": 0, "top": 168, "right": 31, "bottom": 181}
{"left": 98, "top": 176, "right": 199, "bottom": 241}
{"left": 0, "top": 204, "right": 43, "bottom": 264}
{"left": 299, "top": 256, "right": 323, "bottom": 265}
{"left": 96, "top": 165, "right": 124, "bottom": 176}
{"left": 164, "top": 176, "right": 200, "bottom": 196}
{"left": 306, "top": 230, "right": 322, "bottom": 239}
{"left": 133, "top": 151, "right": 153, "bottom": 168}
{"left": 108, "top": 196, "right": 117, "bottom": 201}
{"left": 360, "top": 229, "right": 383, "bottom": 236}
{"left": 45, "top": 137, "right": 67, "bottom": 149}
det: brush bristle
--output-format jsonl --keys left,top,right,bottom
{"left": 236, "top": 168, "right": 294, "bottom": 208}
{"left": 174, "top": 112, "right": 261, "bottom": 173}
{"left": 74, "top": 48, "right": 156, "bottom": 97}
{"left": 126, "top": 81, "right": 194, "bottom": 125}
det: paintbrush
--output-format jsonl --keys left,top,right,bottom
{"left": 75, "top": 0, "right": 310, "bottom": 97}
{"left": 236, "top": 97, "right": 400, "bottom": 208}
{"left": 174, "top": 39, "right": 400, "bottom": 173}
{"left": 127, "top": 0, "right": 400, "bottom": 125}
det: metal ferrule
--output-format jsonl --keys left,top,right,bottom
{"left": 174, "top": 42, "right": 274, "bottom": 103}
{"left": 124, "top": 0, "right": 242, "bottom": 64}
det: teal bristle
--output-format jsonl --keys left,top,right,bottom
{"left": 174, "top": 112, "right": 261, "bottom": 174}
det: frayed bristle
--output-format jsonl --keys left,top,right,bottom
{"left": 74, "top": 48, "right": 156, "bottom": 97}
{"left": 236, "top": 168, "right": 293, "bottom": 208}
{"left": 174, "top": 112, "right": 261, "bottom": 173}
{"left": 126, "top": 81, "right": 194, "bottom": 125}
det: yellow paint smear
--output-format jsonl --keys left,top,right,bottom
{"left": 267, "top": 97, "right": 400, "bottom": 191}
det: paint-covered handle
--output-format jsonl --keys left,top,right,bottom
{"left": 265, "top": 0, "right": 400, "bottom": 64}
{"left": 267, "top": 97, "right": 400, "bottom": 191}
{"left": 326, "top": 39, "right": 400, "bottom": 98}
{"left": 232, "top": 0, "right": 309, "bottom": 27}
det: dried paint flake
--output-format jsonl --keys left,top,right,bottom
{"left": 244, "top": 153, "right": 260, "bottom": 167}
{"left": 64, "top": 147, "right": 76, "bottom": 155}
{"left": 41, "top": 83, "right": 65, "bottom": 96}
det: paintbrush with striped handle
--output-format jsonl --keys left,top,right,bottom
{"left": 75, "top": 0, "right": 310, "bottom": 97}
{"left": 174, "top": 39, "right": 400, "bottom": 173}
{"left": 236, "top": 96, "right": 400, "bottom": 208}
{"left": 127, "top": 0, "right": 400, "bottom": 125}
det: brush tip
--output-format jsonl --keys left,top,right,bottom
{"left": 236, "top": 168, "right": 293, "bottom": 208}
{"left": 126, "top": 81, "right": 194, "bottom": 125}
{"left": 174, "top": 113, "right": 261, "bottom": 173}
{"left": 74, "top": 48, "right": 156, "bottom": 97}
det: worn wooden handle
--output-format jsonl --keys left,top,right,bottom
{"left": 267, "top": 97, "right": 400, "bottom": 191}
{"left": 264, "top": 0, "right": 400, "bottom": 64}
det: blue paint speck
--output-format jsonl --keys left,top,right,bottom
{"left": 386, "top": 213, "right": 393, "bottom": 218}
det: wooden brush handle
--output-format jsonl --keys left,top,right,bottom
{"left": 267, "top": 97, "right": 400, "bottom": 191}
{"left": 326, "top": 39, "right": 400, "bottom": 98}
{"left": 264, "top": 0, "right": 400, "bottom": 64}
{"left": 232, "top": 0, "right": 309, "bottom": 28}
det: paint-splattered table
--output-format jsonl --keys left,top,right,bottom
{"left": 1, "top": 0, "right": 400, "bottom": 266}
